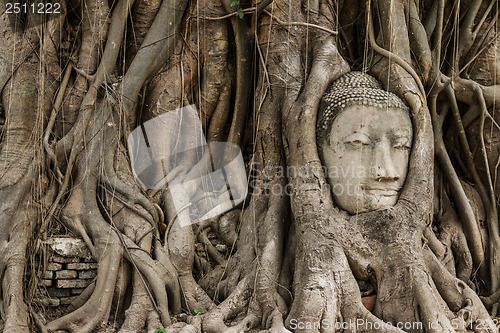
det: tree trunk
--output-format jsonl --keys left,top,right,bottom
{"left": 0, "top": 0, "right": 499, "bottom": 332}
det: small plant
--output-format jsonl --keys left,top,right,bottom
{"left": 230, "top": 0, "right": 244, "bottom": 19}
{"left": 153, "top": 329, "right": 167, "bottom": 333}
{"left": 194, "top": 309, "right": 201, "bottom": 315}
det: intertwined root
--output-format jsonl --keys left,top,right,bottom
{"left": 2, "top": 0, "right": 500, "bottom": 331}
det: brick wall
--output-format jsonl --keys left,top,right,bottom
{"left": 37, "top": 238, "right": 97, "bottom": 308}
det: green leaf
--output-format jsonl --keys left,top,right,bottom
{"left": 230, "top": 1, "right": 237, "bottom": 6}
{"left": 194, "top": 309, "right": 200, "bottom": 315}
{"left": 238, "top": 11, "right": 244, "bottom": 19}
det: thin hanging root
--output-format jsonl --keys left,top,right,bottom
{"left": 367, "top": 0, "right": 426, "bottom": 98}
{"left": 451, "top": 0, "right": 483, "bottom": 71}
{"left": 444, "top": 83, "right": 500, "bottom": 290}
{"left": 408, "top": 0, "right": 432, "bottom": 84}
{"left": 199, "top": 17, "right": 230, "bottom": 125}
{"left": 72, "top": 66, "right": 94, "bottom": 81}
{"left": 102, "top": 183, "right": 156, "bottom": 226}
{"left": 43, "top": 62, "right": 72, "bottom": 182}
{"left": 221, "top": 0, "right": 252, "bottom": 146}
{"left": 103, "top": 156, "right": 159, "bottom": 227}
{"left": 55, "top": 0, "right": 137, "bottom": 156}
{"left": 207, "top": 74, "right": 231, "bottom": 141}
{"left": 473, "top": 84, "right": 500, "bottom": 294}
{"left": 429, "top": 90, "right": 486, "bottom": 277}
{"left": 44, "top": 134, "right": 83, "bottom": 238}
{"left": 262, "top": 10, "right": 338, "bottom": 36}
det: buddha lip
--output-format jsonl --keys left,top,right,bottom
{"left": 362, "top": 186, "right": 399, "bottom": 192}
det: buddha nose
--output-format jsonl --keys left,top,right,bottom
{"left": 372, "top": 139, "right": 399, "bottom": 181}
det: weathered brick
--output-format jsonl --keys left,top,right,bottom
{"left": 47, "top": 262, "right": 62, "bottom": 271}
{"left": 56, "top": 279, "right": 90, "bottom": 289}
{"left": 71, "top": 288, "right": 86, "bottom": 295}
{"left": 60, "top": 296, "right": 77, "bottom": 305}
{"left": 79, "top": 270, "right": 97, "bottom": 279}
{"left": 67, "top": 263, "right": 98, "bottom": 270}
{"left": 52, "top": 255, "right": 79, "bottom": 263}
{"left": 55, "top": 270, "right": 77, "bottom": 279}
{"left": 38, "top": 279, "right": 52, "bottom": 287}
{"left": 41, "top": 270, "right": 53, "bottom": 279}
{"left": 47, "top": 287, "right": 71, "bottom": 297}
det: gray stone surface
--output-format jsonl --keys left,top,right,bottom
{"left": 43, "top": 237, "right": 92, "bottom": 259}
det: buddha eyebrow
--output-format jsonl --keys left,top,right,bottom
{"left": 389, "top": 129, "right": 411, "bottom": 138}
{"left": 342, "top": 130, "right": 371, "bottom": 140}
{"left": 341, "top": 131, "right": 371, "bottom": 141}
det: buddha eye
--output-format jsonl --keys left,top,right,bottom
{"left": 344, "top": 133, "right": 371, "bottom": 147}
{"left": 393, "top": 137, "right": 411, "bottom": 149}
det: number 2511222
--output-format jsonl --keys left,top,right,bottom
{"left": 5, "top": 2, "right": 61, "bottom": 14}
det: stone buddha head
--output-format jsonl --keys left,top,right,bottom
{"left": 317, "top": 72, "right": 413, "bottom": 214}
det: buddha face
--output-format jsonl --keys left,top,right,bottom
{"left": 320, "top": 105, "right": 412, "bottom": 214}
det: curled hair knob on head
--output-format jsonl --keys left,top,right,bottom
{"left": 316, "top": 71, "right": 408, "bottom": 143}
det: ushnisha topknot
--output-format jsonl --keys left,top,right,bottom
{"left": 316, "top": 71, "right": 409, "bottom": 143}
